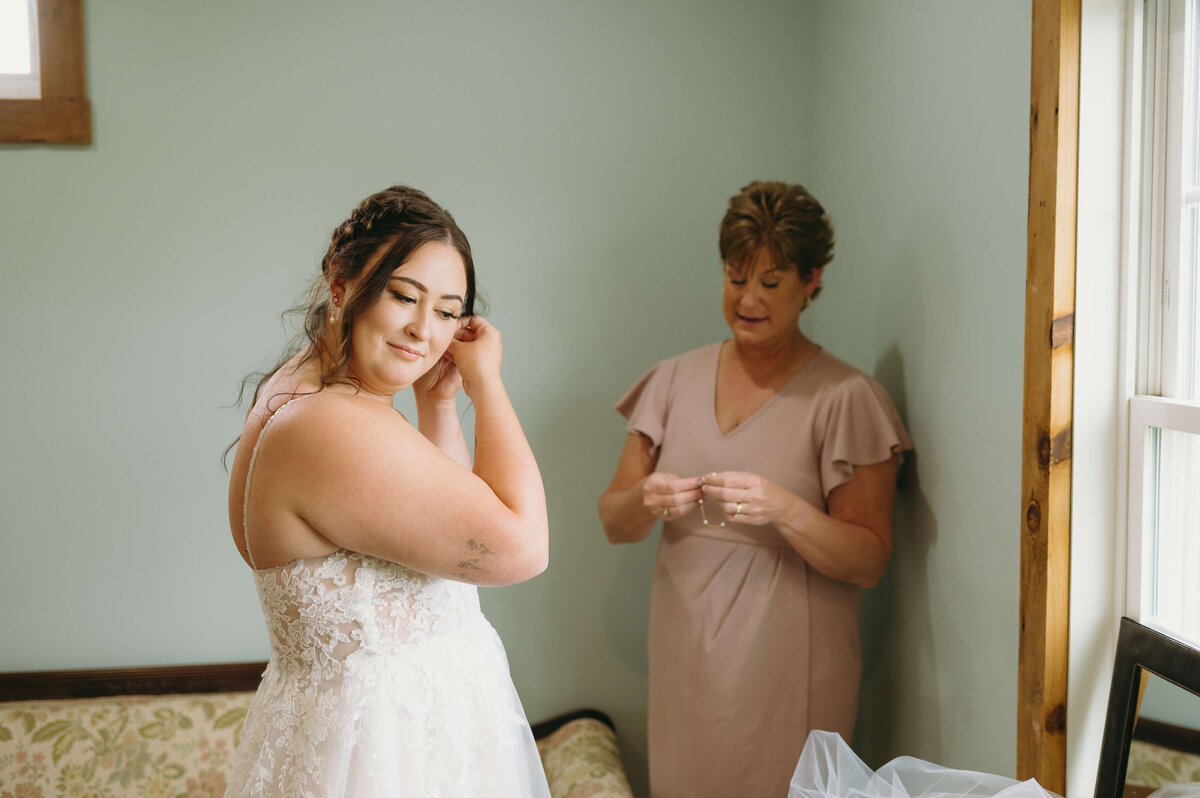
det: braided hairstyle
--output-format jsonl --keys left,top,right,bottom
{"left": 718, "top": 181, "right": 834, "bottom": 300}
{"left": 243, "top": 185, "right": 476, "bottom": 410}
{"left": 306, "top": 186, "right": 476, "bottom": 386}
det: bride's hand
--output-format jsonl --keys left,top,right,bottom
{"left": 447, "top": 316, "right": 502, "bottom": 396}
{"left": 414, "top": 352, "right": 463, "bottom": 404}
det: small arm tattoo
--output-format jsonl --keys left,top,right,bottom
{"left": 451, "top": 539, "right": 495, "bottom": 582}
{"left": 467, "top": 539, "right": 495, "bottom": 556}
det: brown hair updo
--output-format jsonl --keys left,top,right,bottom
{"left": 718, "top": 181, "right": 834, "bottom": 300}
{"left": 244, "top": 185, "right": 476, "bottom": 407}
{"left": 310, "top": 186, "right": 476, "bottom": 385}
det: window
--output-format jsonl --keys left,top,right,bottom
{"left": 1127, "top": 0, "right": 1200, "bottom": 645}
{"left": 0, "top": 0, "right": 39, "bottom": 99}
{"left": 0, "top": 0, "right": 90, "bottom": 144}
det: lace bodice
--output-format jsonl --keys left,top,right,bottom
{"left": 253, "top": 549, "right": 481, "bottom": 671}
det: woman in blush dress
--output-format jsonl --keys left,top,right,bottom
{"left": 225, "top": 185, "right": 550, "bottom": 797}
{"left": 598, "top": 180, "right": 912, "bottom": 798}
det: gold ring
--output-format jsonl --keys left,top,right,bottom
{"left": 734, "top": 501, "right": 743, "bottom": 518}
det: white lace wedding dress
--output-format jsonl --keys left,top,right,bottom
{"left": 226, "top": 401, "right": 551, "bottom": 797}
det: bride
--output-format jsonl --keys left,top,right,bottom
{"left": 224, "top": 185, "right": 551, "bottom": 797}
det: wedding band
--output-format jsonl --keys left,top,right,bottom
{"left": 734, "top": 501, "right": 743, "bottom": 518}
{"left": 661, "top": 508, "right": 670, "bottom": 517}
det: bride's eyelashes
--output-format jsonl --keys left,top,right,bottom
{"left": 390, "top": 290, "right": 462, "bottom": 320}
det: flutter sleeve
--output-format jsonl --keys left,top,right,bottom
{"left": 615, "top": 358, "right": 677, "bottom": 458}
{"left": 819, "top": 374, "right": 913, "bottom": 499}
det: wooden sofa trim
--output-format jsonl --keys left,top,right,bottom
{"left": 0, "top": 661, "right": 267, "bottom": 701}
{"left": 0, "top": 664, "right": 615, "bottom": 741}
{"left": 1, "top": 663, "right": 616, "bottom": 748}
{"left": 531, "top": 708, "right": 616, "bottom": 739}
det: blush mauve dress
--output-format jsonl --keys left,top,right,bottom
{"left": 617, "top": 342, "right": 912, "bottom": 798}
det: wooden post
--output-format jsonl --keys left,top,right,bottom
{"left": 1019, "top": 0, "right": 1079, "bottom": 793}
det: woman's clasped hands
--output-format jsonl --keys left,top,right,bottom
{"left": 641, "top": 472, "right": 703, "bottom": 520}
{"left": 642, "top": 470, "right": 797, "bottom": 526}
{"left": 699, "top": 471, "right": 796, "bottom": 526}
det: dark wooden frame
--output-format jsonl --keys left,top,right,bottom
{"left": 0, "top": 661, "right": 266, "bottom": 702}
{"left": 1019, "top": 0, "right": 1080, "bottom": 792}
{"left": 1094, "top": 617, "right": 1200, "bottom": 798}
{"left": 0, "top": 0, "right": 91, "bottom": 144}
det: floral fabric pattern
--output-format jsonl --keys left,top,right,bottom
{"left": 1126, "top": 740, "right": 1200, "bottom": 791}
{"left": 0, "top": 691, "right": 251, "bottom": 798}
{"left": 1, "top": 690, "right": 630, "bottom": 798}
{"left": 536, "top": 718, "right": 635, "bottom": 798}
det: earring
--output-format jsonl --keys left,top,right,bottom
{"left": 329, "top": 301, "right": 339, "bottom": 324}
{"left": 802, "top": 295, "right": 813, "bottom": 311}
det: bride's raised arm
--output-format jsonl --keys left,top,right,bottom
{"left": 257, "top": 317, "right": 547, "bottom": 587}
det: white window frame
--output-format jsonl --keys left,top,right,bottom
{"left": 1123, "top": 0, "right": 1200, "bottom": 638}
{"left": 1126, "top": 395, "right": 1200, "bottom": 620}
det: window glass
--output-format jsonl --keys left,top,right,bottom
{"left": 0, "top": 0, "right": 34, "bottom": 73}
{"left": 0, "top": 0, "right": 39, "bottom": 99}
{"left": 1129, "top": 0, "right": 1200, "bottom": 644}
{"left": 1148, "top": 427, "right": 1200, "bottom": 642}
{"left": 1182, "top": 0, "right": 1200, "bottom": 400}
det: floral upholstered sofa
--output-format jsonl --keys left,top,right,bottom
{"left": 1123, "top": 736, "right": 1200, "bottom": 798}
{"left": 0, "top": 662, "right": 633, "bottom": 798}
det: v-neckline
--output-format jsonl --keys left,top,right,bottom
{"left": 710, "top": 340, "right": 822, "bottom": 439}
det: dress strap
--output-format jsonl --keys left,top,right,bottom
{"left": 242, "top": 395, "right": 308, "bottom": 569}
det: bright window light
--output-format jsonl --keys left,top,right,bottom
{"left": 0, "top": 0, "right": 39, "bottom": 99}
{"left": 1126, "top": 0, "right": 1200, "bottom": 646}
{"left": 0, "top": 0, "right": 34, "bottom": 74}
{"left": 1150, "top": 426, "right": 1200, "bottom": 642}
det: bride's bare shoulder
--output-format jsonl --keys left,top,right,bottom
{"left": 252, "top": 393, "right": 428, "bottom": 494}
{"left": 270, "top": 389, "right": 400, "bottom": 430}
{"left": 246, "top": 357, "right": 395, "bottom": 432}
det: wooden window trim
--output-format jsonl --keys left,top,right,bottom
{"left": 0, "top": 0, "right": 90, "bottom": 144}
{"left": 1019, "top": 0, "right": 1080, "bottom": 794}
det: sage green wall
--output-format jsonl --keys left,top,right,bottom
{"left": 1, "top": 0, "right": 1037, "bottom": 791}
{"left": 0, "top": 2, "right": 815, "bottom": 794}
{"left": 1140, "top": 674, "right": 1200, "bottom": 730}
{"left": 806, "top": 0, "right": 1031, "bottom": 779}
